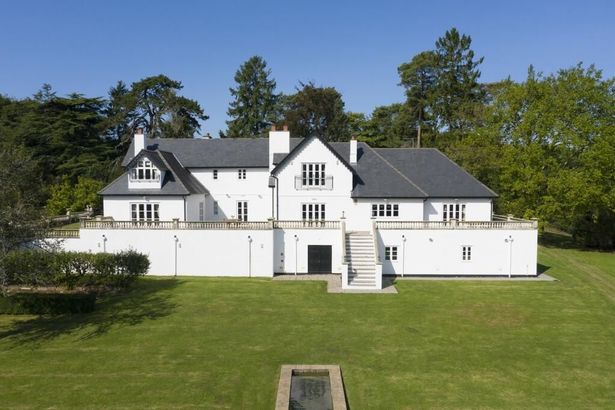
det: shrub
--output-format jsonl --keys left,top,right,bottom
{"left": 1, "top": 250, "right": 149, "bottom": 290}
{"left": 1, "top": 250, "right": 55, "bottom": 287}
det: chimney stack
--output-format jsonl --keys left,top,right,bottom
{"left": 134, "top": 128, "right": 145, "bottom": 156}
{"left": 349, "top": 136, "right": 357, "bottom": 164}
{"left": 269, "top": 124, "right": 290, "bottom": 171}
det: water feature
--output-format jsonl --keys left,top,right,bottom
{"left": 276, "top": 365, "right": 347, "bottom": 410}
{"left": 289, "top": 371, "right": 333, "bottom": 410}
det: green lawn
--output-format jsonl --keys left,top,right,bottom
{"left": 1, "top": 238, "right": 614, "bottom": 408}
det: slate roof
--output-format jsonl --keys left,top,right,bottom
{"left": 113, "top": 136, "right": 496, "bottom": 199}
{"left": 102, "top": 150, "right": 207, "bottom": 196}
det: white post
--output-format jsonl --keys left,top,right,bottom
{"left": 248, "top": 235, "right": 253, "bottom": 278}
{"left": 173, "top": 235, "right": 179, "bottom": 277}
{"left": 505, "top": 235, "right": 514, "bottom": 278}
{"left": 402, "top": 235, "right": 406, "bottom": 277}
{"left": 294, "top": 235, "right": 298, "bottom": 276}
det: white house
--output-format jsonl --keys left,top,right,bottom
{"left": 58, "top": 126, "right": 538, "bottom": 289}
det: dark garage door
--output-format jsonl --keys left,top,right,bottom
{"left": 308, "top": 245, "right": 332, "bottom": 274}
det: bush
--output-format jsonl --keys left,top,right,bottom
{"left": 1, "top": 250, "right": 55, "bottom": 287}
{"left": 1, "top": 250, "right": 149, "bottom": 290}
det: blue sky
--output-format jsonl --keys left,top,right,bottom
{"left": 1, "top": 0, "right": 614, "bottom": 136}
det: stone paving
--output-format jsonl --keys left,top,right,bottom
{"left": 273, "top": 274, "right": 398, "bottom": 294}
{"left": 395, "top": 273, "right": 557, "bottom": 281}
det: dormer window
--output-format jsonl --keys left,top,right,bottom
{"left": 130, "top": 160, "right": 159, "bottom": 181}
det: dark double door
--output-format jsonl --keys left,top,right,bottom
{"left": 307, "top": 245, "right": 332, "bottom": 274}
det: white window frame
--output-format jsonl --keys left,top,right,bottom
{"left": 130, "top": 159, "right": 159, "bottom": 182}
{"left": 462, "top": 245, "right": 472, "bottom": 261}
{"left": 443, "top": 203, "right": 466, "bottom": 221}
{"left": 301, "top": 203, "right": 326, "bottom": 221}
{"left": 213, "top": 201, "right": 219, "bottom": 216}
{"left": 130, "top": 203, "right": 160, "bottom": 222}
{"left": 301, "top": 163, "right": 325, "bottom": 187}
{"left": 238, "top": 169, "right": 246, "bottom": 180}
{"left": 385, "top": 246, "right": 398, "bottom": 261}
{"left": 213, "top": 169, "right": 218, "bottom": 180}
{"left": 237, "top": 201, "right": 248, "bottom": 221}
{"left": 371, "top": 203, "right": 399, "bottom": 217}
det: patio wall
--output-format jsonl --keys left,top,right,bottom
{"left": 377, "top": 227, "right": 538, "bottom": 276}
{"left": 60, "top": 228, "right": 274, "bottom": 277}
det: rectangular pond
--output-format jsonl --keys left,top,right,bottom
{"left": 290, "top": 370, "right": 333, "bottom": 410}
{"left": 276, "top": 365, "right": 347, "bottom": 410}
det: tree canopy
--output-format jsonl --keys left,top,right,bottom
{"left": 225, "top": 56, "right": 280, "bottom": 138}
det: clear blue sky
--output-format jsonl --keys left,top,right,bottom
{"left": 1, "top": 0, "right": 614, "bottom": 136}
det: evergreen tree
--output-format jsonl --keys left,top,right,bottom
{"left": 226, "top": 56, "right": 280, "bottom": 138}
{"left": 398, "top": 51, "right": 438, "bottom": 147}
{"left": 283, "top": 82, "right": 350, "bottom": 141}
{"left": 129, "top": 75, "right": 208, "bottom": 138}
{"left": 432, "top": 28, "right": 485, "bottom": 137}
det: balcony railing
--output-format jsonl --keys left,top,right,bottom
{"left": 273, "top": 220, "right": 340, "bottom": 229}
{"left": 42, "top": 229, "right": 81, "bottom": 238}
{"left": 294, "top": 175, "right": 333, "bottom": 190}
{"left": 376, "top": 219, "right": 538, "bottom": 230}
{"left": 81, "top": 220, "right": 271, "bottom": 230}
{"left": 81, "top": 219, "right": 341, "bottom": 230}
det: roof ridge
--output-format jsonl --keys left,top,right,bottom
{"left": 366, "top": 145, "right": 428, "bottom": 196}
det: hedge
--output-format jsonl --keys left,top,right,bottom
{"left": 1, "top": 250, "right": 149, "bottom": 290}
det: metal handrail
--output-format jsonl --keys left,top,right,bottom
{"left": 294, "top": 175, "right": 334, "bottom": 190}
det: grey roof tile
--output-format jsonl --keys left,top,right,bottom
{"left": 113, "top": 136, "right": 495, "bottom": 199}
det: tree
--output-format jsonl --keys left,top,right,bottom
{"left": 102, "top": 81, "right": 136, "bottom": 153}
{"left": 431, "top": 28, "right": 485, "bottom": 138}
{"left": 357, "top": 104, "right": 416, "bottom": 148}
{"left": 0, "top": 145, "right": 45, "bottom": 289}
{"left": 46, "top": 177, "right": 104, "bottom": 216}
{"left": 462, "top": 64, "right": 615, "bottom": 248}
{"left": 128, "top": 75, "right": 208, "bottom": 138}
{"left": 282, "top": 82, "right": 350, "bottom": 141}
{"left": 398, "top": 51, "right": 438, "bottom": 147}
{"left": 226, "top": 56, "right": 280, "bottom": 138}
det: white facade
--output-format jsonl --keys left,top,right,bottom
{"left": 56, "top": 130, "right": 540, "bottom": 289}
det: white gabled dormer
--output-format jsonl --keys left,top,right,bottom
{"left": 127, "top": 129, "right": 166, "bottom": 190}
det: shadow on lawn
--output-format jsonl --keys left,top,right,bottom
{"left": 0, "top": 278, "right": 182, "bottom": 346}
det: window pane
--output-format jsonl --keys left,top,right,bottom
{"left": 393, "top": 204, "right": 399, "bottom": 217}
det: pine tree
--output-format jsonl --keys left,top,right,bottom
{"left": 226, "top": 56, "right": 280, "bottom": 138}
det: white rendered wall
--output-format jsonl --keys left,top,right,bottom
{"left": 275, "top": 138, "right": 354, "bottom": 224}
{"left": 185, "top": 194, "right": 207, "bottom": 221}
{"left": 103, "top": 196, "right": 186, "bottom": 221}
{"left": 273, "top": 228, "right": 342, "bottom": 274}
{"left": 344, "top": 199, "right": 424, "bottom": 230}
{"left": 190, "top": 168, "right": 272, "bottom": 221}
{"left": 424, "top": 198, "right": 493, "bottom": 221}
{"left": 60, "top": 228, "right": 273, "bottom": 277}
{"left": 377, "top": 228, "right": 537, "bottom": 276}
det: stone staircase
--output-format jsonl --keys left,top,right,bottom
{"left": 345, "top": 231, "right": 377, "bottom": 288}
